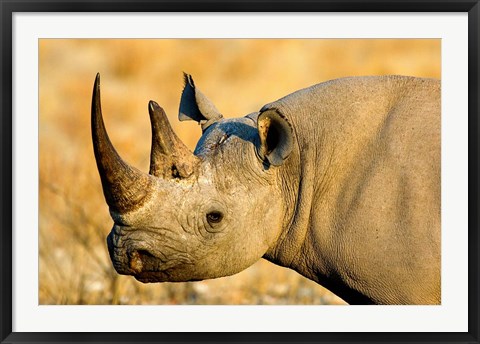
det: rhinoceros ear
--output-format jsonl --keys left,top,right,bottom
{"left": 257, "top": 109, "right": 294, "bottom": 166}
{"left": 178, "top": 73, "right": 223, "bottom": 131}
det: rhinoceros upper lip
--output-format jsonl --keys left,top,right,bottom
{"left": 107, "top": 225, "right": 195, "bottom": 277}
{"left": 128, "top": 247, "right": 194, "bottom": 275}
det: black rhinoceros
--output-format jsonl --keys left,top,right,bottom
{"left": 92, "top": 73, "right": 440, "bottom": 305}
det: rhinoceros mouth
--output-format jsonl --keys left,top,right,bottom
{"left": 106, "top": 225, "right": 196, "bottom": 281}
{"left": 133, "top": 268, "right": 200, "bottom": 283}
{"left": 133, "top": 271, "right": 170, "bottom": 283}
{"left": 114, "top": 246, "right": 190, "bottom": 276}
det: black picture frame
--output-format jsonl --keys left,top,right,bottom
{"left": 1, "top": 1, "right": 478, "bottom": 343}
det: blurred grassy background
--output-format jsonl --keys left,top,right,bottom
{"left": 39, "top": 39, "right": 440, "bottom": 305}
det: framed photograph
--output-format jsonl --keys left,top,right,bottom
{"left": 1, "top": 1, "right": 478, "bottom": 343}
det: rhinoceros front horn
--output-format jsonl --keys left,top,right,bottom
{"left": 91, "top": 73, "right": 152, "bottom": 214}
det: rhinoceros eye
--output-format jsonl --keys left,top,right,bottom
{"left": 206, "top": 211, "right": 223, "bottom": 224}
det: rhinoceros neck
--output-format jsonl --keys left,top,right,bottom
{"left": 264, "top": 76, "right": 441, "bottom": 305}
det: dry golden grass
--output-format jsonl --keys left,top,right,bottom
{"left": 39, "top": 39, "right": 440, "bottom": 305}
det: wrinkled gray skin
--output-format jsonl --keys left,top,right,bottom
{"left": 92, "top": 73, "right": 440, "bottom": 305}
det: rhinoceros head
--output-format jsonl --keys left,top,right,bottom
{"left": 92, "top": 73, "right": 295, "bottom": 283}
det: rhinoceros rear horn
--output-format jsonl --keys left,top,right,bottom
{"left": 148, "top": 100, "right": 199, "bottom": 178}
{"left": 91, "top": 73, "right": 153, "bottom": 214}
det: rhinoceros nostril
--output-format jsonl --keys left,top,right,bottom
{"left": 128, "top": 250, "right": 144, "bottom": 274}
{"left": 139, "top": 249, "right": 157, "bottom": 259}
{"left": 129, "top": 249, "right": 157, "bottom": 274}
